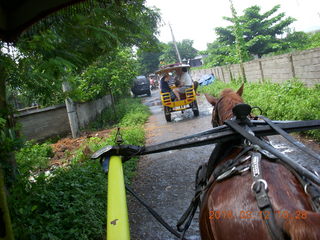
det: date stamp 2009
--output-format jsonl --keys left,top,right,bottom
{"left": 209, "top": 210, "right": 308, "bottom": 220}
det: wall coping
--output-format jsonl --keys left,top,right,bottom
{"left": 15, "top": 104, "right": 66, "bottom": 118}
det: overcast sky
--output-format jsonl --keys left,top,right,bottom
{"left": 145, "top": 0, "right": 320, "bottom": 51}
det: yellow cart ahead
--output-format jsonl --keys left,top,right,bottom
{"left": 156, "top": 63, "right": 199, "bottom": 122}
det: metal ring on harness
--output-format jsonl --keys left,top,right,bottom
{"left": 304, "top": 182, "right": 311, "bottom": 196}
{"left": 251, "top": 179, "right": 268, "bottom": 193}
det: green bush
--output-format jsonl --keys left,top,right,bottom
{"left": 200, "top": 79, "right": 320, "bottom": 140}
{"left": 10, "top": 162, "right": 106, "bottom": 240}
{"left": 10, "top": 97, "right": 150, "bottom": 239}
{"left": 15, "top": 141, "right": 53, "bottom": 176}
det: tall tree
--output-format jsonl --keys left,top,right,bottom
{"left": 215, "top": 4, "right": 295, "bottom": 58}
{"left": 136, "top": 40, "right": 163, "bottom": 75}
{"left": 159, "top": 39, "right": 198, "bottom": 65}
{"left": 228, "top": 0, "right": 248, "bottom": 81}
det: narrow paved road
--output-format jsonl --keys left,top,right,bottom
{"left": 128, "top": 90, "right": 213, "bottom": 240}
{"left": 127, "top": 89, "right": 320, "bottom": 240}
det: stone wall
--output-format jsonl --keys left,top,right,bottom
{"left": 191, "top": 47, "right": 320, "bottom": 87}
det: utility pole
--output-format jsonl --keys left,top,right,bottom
{"left": 169, "top": 23, "right": 182, "bottom": 63}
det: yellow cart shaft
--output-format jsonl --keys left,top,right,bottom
{"left": 107, "top": 156, "right": 130, "bottom": 240}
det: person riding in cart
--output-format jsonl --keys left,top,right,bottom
{"left": 173, "top": 67, "right": 199, "bottom": 100}
{"left": 160, "top": 73, "right": 179, "bottom": 100}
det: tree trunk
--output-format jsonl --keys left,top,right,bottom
{"left": 0, "top": 63, "right": 17, "bottom": 180}
{"left": 0, "top": 61, "right": 15, "bottom": 240}
{"left": 0, "top": 169, "right": 14, "bottom": 240}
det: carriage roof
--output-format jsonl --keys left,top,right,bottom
{"left": 155, "top": 63, "right": 191, "bottom": 75}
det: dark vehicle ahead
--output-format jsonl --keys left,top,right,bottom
{"left": 131, "top": 75, "right": 151, "bottom": 97}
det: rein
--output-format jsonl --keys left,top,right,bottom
{"left": 212, "top": 96, "right": 225, "bottom": 127}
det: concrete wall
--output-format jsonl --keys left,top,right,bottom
{"left": 15, "top": 95, "right": 112, "bottom": 141}
{"left": 15, "top": 104, "right": 70, "bottom": 141}
{"left": 191, "top": 47, "right": 320, "bottom": 87}
{"left": 76, "top": 95, "right": 112, "bottom": 128}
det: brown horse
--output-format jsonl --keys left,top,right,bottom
{"left": 200, "top": 85, "right": 320, "bottom": 240}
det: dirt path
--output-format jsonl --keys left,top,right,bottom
{"left": 127, "top": 89, "right": 320, "bottom": 240}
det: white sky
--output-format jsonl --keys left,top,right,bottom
{"left": 145, "top": 0, "right": 320, "bottom": 51}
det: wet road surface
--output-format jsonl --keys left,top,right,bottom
{"left": 127, "top": 89, "right": 320, "bottom": 240}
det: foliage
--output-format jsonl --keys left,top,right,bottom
{"left": 0, "top": 112, "right": 22, "bottom": 184}
{"left": 15, "top": 141, "right": 53, "bottom": 176}
{"left": 199, "top": 80, "right": 320, "bottom": 140}
{"left": 205, "top": 4, "right": 295, "bottom": 67}
{"left": 204, "top": 40, "right": 238, "bottom": 66}
{"left": 10, "top": 97, "right": 150, "bottom": 239}
{"left": 10, "top": 161, "right": 107, "bottom": 240}
{"left": 159, "top": 39, "right": 198, "bottom": 65}
{"left": 88, "top": 98, "right": 149, "bottom": 130}
{"left": 0, "top": 117, "right": 20, "bottom": 159}
{"left": 267, "top": 31, "right": 320, "bottom": 56}
{"left": 228, "top": 0, "right": 250, "bottom": 64}
{"left": 280, "top": 31, "right": 310, "bottom": 51}
{"left": 136, "top": 41, "right": 163, "bottom": 75}
{"left": 307, "top": 32, "right": 320, "bottom": 49}
{"left": 7, "top": 1, "right": 161, "bottom": 107}
{"left": 71, "top": 48, "right": 138, "bottom": 102}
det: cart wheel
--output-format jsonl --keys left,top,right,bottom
{"left": 164, "top": 106, "right": 171, "bottom": 122}
{"left": 191, "top": 101, "right": 199, "bottom": 117}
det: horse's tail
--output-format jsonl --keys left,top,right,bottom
{"left": 283, "top": 211, "right": 320, "bottom": 240}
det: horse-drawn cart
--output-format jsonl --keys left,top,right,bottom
{"left": 155, "top": 63, "right": 199, "bottom": 122}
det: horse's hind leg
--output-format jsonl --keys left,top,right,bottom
{"left": 283, "top": 211, "right": 320, "bottom": 240}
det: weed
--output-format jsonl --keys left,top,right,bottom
{"left": 200, "top": 80, "right": 320, "bottom": 141}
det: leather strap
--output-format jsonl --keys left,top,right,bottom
{"left": 250, "top": 151, "right": 285, "bottom": 240}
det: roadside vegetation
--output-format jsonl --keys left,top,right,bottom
{"left": 10, "top": 98, "right": 150, "bottom": 239}
{"left": 200, "top": 80, "right": 320, "bottom": 141}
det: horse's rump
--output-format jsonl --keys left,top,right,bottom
{"left": 200, "top": 85, "right": 320, "bottom": 240}
{"left": 200, "top": 154, "right": 319, "bottom": 240}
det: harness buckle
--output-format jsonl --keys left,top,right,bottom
{"left": 251, "top": 179, "right": 268, "bottom": 193}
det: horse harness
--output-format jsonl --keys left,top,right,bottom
{"left": 177, "top": 110, "right": 320, "bottom": 240}
{"left": 99, "top": 104, "right": 320, "bottom": 240}
{"left": 211, "top": 96, "right": 225, "bottom": 127}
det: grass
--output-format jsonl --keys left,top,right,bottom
{"left": 199, "top": 79, "right": 320, "bottom": 141}
{"left": 10, "top": 97, "right": 150, "bottom": 239}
